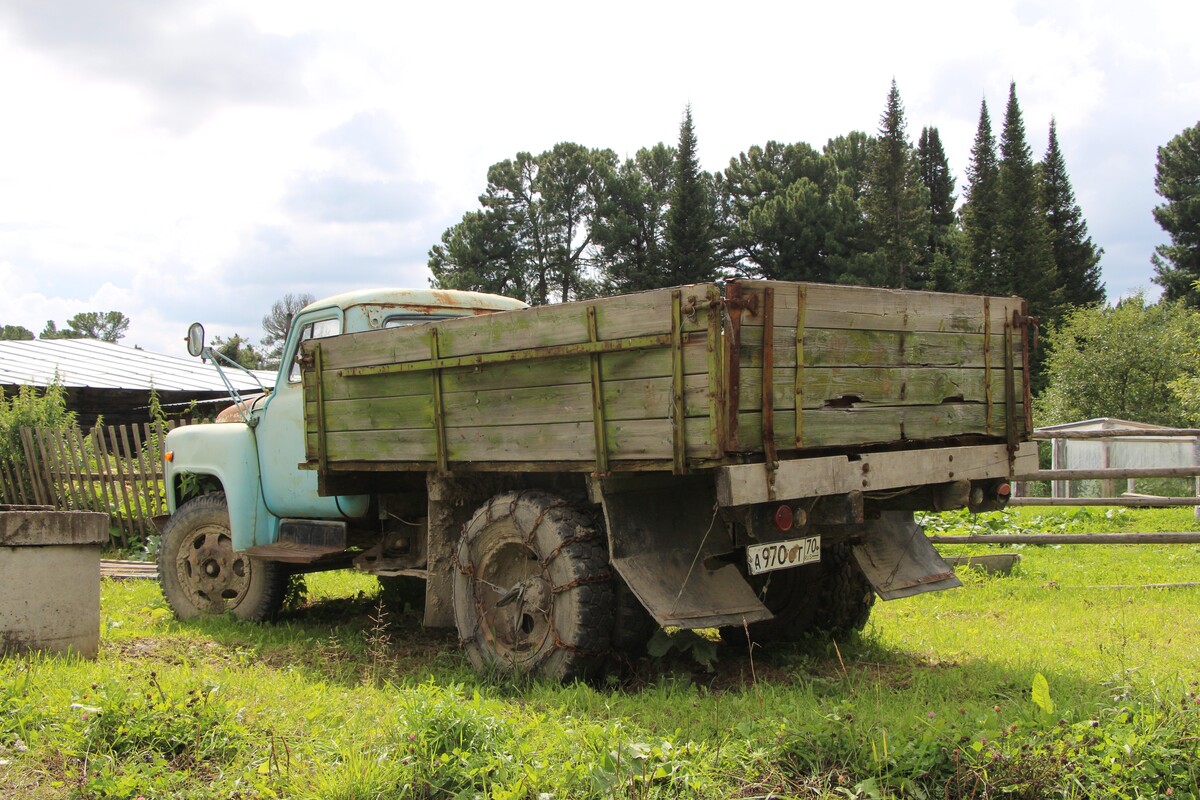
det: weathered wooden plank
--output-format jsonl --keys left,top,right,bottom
{"left": 314, "top": 338, "right": 712, "bottom": 403}
{"left": 738, "top": 366, "right": 1011, "bottom": 410}
{"left": 739, "top": 327, "right": 1026, "bottom": 369}
{"left": 324, "top": 402, "right": 1016, "bottom": 466}
{"left": 717, "top": 442, "right": 1033, "bottom": 506}
{"left": 734, "top": 280, "right": 1025, "bottom": 334}
{"left": 94, "top": 427, "right": 131, "bottom": 548}
{"left": 318, "top": 375, "right": 716, "bottom": 433}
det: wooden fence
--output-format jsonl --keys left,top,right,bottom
{"left": 0, "top": 421, "right": 192, "bottom": 548}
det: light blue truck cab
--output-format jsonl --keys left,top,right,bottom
{"left": 157, "top": 289, "right": 527, "bottom": 623}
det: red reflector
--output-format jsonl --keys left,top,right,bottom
{"left": 773, "top": 505, "right": 793, "bottom": 531}
{"left": 997, "top": 482, "right": 1011, "bottom": 497}
{"left": 164, "top": 451, "right": 174, "bottom": 463}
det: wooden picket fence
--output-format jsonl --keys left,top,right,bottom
{"left": 0, "top": 421, "right": 193, "bottom": 548}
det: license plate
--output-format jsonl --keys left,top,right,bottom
{"left": 747, "top": 536, "right": 821, "bottom": 575}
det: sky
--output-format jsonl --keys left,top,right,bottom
{"left": 0, "top": 0, "right": 1196, "bottom": 355}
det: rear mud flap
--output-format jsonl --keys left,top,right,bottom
{"left": 594, "top": 476, "right": 772, "bottom": 630}
{"left": 851, "top": 511, "right": 961, "bottom": 600}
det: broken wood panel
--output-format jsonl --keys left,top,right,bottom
{"left": 739, "top": 327, "right": 1025, "bottom": 369}
{"left": 734, "top": 280, "right": 1026, "bottom": 334}
{"left": 733, "top": 403, "right": 1025, "bottom": 452}
{"left": 737, "top": 366, "right": 1011, "bottom": 410}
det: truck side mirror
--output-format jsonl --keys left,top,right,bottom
{"left": 186, "top": 322, "right": 206, "bottom": 357}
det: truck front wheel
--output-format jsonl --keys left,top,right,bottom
{"left": 158, "top": 493, "right": 287, "bottom": 621}
{"left": 452, "top": 491, "right": 613, "bottom": 681}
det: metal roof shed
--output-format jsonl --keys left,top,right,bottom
{"left": 1038, "top": 417, "right": 1199, "bottom": 498}
{"left": 0, "top": 339, "right": 275, "bottom": 427}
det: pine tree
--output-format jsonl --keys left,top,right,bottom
{"left": 665, "top": 105, "right": 719, "bottom": 285}
{"left": 1151, "top": 120, "right": 1200, "bottom": 305}
{"left": 960, "top": 98, "right": 1001, "bottom": 296}
{"left": 917, "top": 126, "right": 959, "bottom": 291}
{"left": 862, "top": 80, "right": 929, "bottom": 288}
{"left": 996, "top": 82, "right": 1058, "bottom": 323}
{"left": 1039, "top": 118, "right": 1105, "bottom": 307}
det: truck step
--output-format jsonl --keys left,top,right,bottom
{"left": 243, "top": 541, "right": 348, "bottom": 564}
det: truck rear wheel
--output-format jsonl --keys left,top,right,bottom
{"left": 453, "top": 491, "right": 613, "bottom": 681}
{"left": 813, "top": 542, "right": 875, "bottom": 633}
{"left": 723, "top": 542, "right": 874, "bottom": 645}
{"left": 158, "top": 493, "right": 287, "bottom": 622}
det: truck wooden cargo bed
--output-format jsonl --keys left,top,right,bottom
{"left": 301, "top": 280, "right": 1032, "bottom": 477}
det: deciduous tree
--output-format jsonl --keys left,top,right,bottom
{"left": 0, "top": 325, "right": 34, "bottom": 341}
{"left": 39, "top": 311, "right": 130, "bottom": 343}
{"left": 261, "top": 293, "right": 315, "bottom": 365}
{"left": 1036, "top": 296, "right": 1200, "bottom": 427}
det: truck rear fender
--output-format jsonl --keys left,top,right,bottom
{"left": 588, "top": 474, "right": 772, "bottom": 630}
{"left": 849, "top": 511, "right": 962, "bottom": 599}
{"left": 164, "top": 422, "right": 276, "bottom": 551}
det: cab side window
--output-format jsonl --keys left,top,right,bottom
{"left": 288, "top": 318, "right": 341, "bottom": 383}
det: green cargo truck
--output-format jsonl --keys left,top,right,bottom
{"left": 160, "top": 280, "right": 1037, "bottom": 680}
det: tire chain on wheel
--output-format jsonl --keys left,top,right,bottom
{"left": 454, "top": 490, "right": 614, "bottom": 681}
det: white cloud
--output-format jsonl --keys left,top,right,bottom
{"left": 0, "top": 0, "right": 1196, "bottom": 353}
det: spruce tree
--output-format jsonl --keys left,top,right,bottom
{"left": 917, "top": 126, "right": 959, "bottom": 291}
{"left": 996, "top": 82, "right": 1058, "bottom": 324}
{"left": 665, "top": 105, "right": 719, "bottom": 285}
{"left": 862, "top": 80, "right": 929, "bottom": 288}
{"left": 1151, "top": 120, "right": 1200, "bottom": 305}
{"left": 1039, "top": 118, "right": 1105, "bottom": 307}
{"left": 960, "top": 98, "right": 1001, "bottom": 296}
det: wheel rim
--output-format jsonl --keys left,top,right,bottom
{"left": 472, "top": 538, "right": 553, "bottom": 668}
{"left": 174, "top": 523, "right": 252, "bottom": 613}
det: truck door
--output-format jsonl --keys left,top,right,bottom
{"left": 254, "top": 309, "right": 369, "bottom": 520}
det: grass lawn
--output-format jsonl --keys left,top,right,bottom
{"left": 2, "top": 506, "right": 1199, "bottom": 798}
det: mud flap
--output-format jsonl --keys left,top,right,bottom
{"left": 851, "top": 511, "right": 961, "bottom": 600}
{"left": 592, "top": 475, "right": 772, "bottom": 630}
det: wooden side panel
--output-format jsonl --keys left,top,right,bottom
{"left": 728, "top": 280, "right": 1029, "bottom": 453}
{"left": 306, "top": 284, "right": 723, "bottom": 469}
{"left": 304, "top": 279, "right": 1031, "bottom": 472}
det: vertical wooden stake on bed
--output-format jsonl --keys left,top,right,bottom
{"left": 761, "top": 287, "right": 777, "bottom": 494}
{"left": 671, "top": 290, "right": 687, "bottom": 475}
{"left": 430, "top": 328, "right": 449, "bottom": 474}
{"left": 312, "top": 343, "right": 329, "bottom": 474}
{"left": 984, "top": 297, "right": 993, "bottom": 436}
{"left": 794, "top": 285, "right": 806, "bottom": 449}
{"left": 706, "top": 285, "right": 724, "bottom": 459}
{"left": 586, "top": 306, "right": 610, "bottom": 476}
{"left": 1004, "top": 321, "right": 1018, "bottom": 454}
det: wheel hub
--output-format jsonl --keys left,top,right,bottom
{"left": 176, "top": 526, "right": 251, "bottom": 612}
{"left": 475, "top": 540, "right": 552, "bottom": 663}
